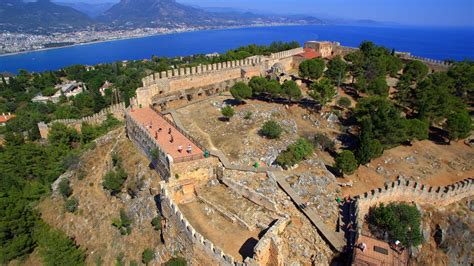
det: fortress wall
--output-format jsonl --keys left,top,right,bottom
{"left": 354, "top": 177, "right": 474, "bottom": 226}
{"left": 125, "top": 111, "right": 171, "bottom": 180}
{"left": 38, "top": 102, "right": 126, "bottom": 139}
{"left": 245, "top": 218, "right": 289, "bottom": 266}
{"left": 160, "top": 182, "right": 241, "bottom": 265}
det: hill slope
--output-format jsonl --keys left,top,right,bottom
{"left": 0, "top": 0, "right": 93, "bottom": 33}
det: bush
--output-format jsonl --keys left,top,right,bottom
{"left": 221, "top": 106, "right": 235, "bottom": 120}
{"left": 334, "top": 150, "right": 358, "bottom": 176}
{"left": 337, "top": 97, "right": 351, "bottom": 108}
{"left": 112, "top": 208, "right": 132, "bottom": 235}
{"left": 368, "top": 202, "right": 423, "bottom": 247}
{"left": 244, "top": 111, "right": 253, "bottom": 120}
{"left": 151, "top": 216, "right": 162, "bottom": 231}
{"left": 314, "top": 133, "right": 335, "bottom": 152}
{"left": 165, "top": 257, "right": 187, "bottom": 266}
{"left": 275, "top": 138, "right": 314, "bottom": 167}
{"left": 142, "top": 249, "right": 154, "bottom": 265}
{"left": 230, "top": 82, "right": 252, "bottom": 102}
{"left": 65, "top": 197, "right": 79, "bottom": 213}
{"left": 260, "top": 120, "right": 283, "bottom": 139}
{"left": 58, "top": 178, "right": 72, "bottom": 198}
{"left": 102, "top": 167, "right": 128, "bottom": 195}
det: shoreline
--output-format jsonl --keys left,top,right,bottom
{"left": 0, "top": 23, "right": 311, "bottom": 58}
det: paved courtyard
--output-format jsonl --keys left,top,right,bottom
{"left": 129, "top": 107, "right": 203, "bottom": 162}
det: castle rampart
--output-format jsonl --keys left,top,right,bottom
{"left": 353, "top": 177, "right": 474, "bottom": 226}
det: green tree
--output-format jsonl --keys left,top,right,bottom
{"left": 275, "top": 138, "right": 314, "bottom": 167}
{"left": 367, "top": 77, "right": 389, "bottom": 96}
{"left": 447, "top": 60, "right": 474, "bottom": 102}
{"left": 221, "top": 106, "right": 235, "bottom": 120}
{"left": 36, "top": 224, "right": 86, "bottom": 266}
{"left": 230, "top": 82, "right": 252, "bottom": 103}
{"left": 335, "top": 150, "right": 359, "bottom": 176}
{"left": 356, "top": 118, "right": 384, "bottom": 165}
{"left": 354, "top": 75, "right": 367, "bottom": 92}
{"left": 404, "top": 119, "right": 429, "bottom": 142}
{"left": 337, "top": 97, "right": 351, "bottom": 108}
{"left": 142, "top": 249, "right": 154, "bottom": 265}
{"left": 151, "top": 216, "right": 162, "bottom": 231}
{"left": 309, "top": 78, "right": 335, "bottom": 105}
{"left": 48, "top": 123, "right": 80, "bottom": 149}
{"left": 265, "top": 80, "right": 282, "bottom": 98}
{"left": 281, "top": 80, "right": 301, "bottom": 102}
{"left": 260, "top": 120, "right": 283, "bottom": 139}
{"left": 299, "top": 58, "right": 325, "bottom": 80}
{"left": 444, "top": 110, "right": 472, "bottom": 143}
{"left": 403, "top": 61, "right": 429, "bottom": 82}
{"left": 112, "top": 209, "right": 132, "bottom": 235}
{"left": 0, "top": 194, "right": 39, "bottom": 263}
{"left": 248, "top": 76, "right": 268, "bottom": 95}
{"left": 325, "top": 56, "right": 348, "bottom": 84}
{"left": 103, "top": 167, "right": 128, "bottom": 195}
{"left": 165, "top": 257, "right": 187, "bottom": 266}
{"left": 368, "top": 203, "right": 423, "bottom": 247}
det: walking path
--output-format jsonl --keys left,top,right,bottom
{"left": 269, "top": 171, "right": 346, "bottom": 252}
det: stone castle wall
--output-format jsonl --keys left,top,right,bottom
{"left": 354, "top": 177, "right": 474, "bottom": 225}
{"left": 125, "top": 111, "right": 171, "bottom": 180}
{"left": 38, "top": 102, "right": 126, "bottom": 139}
{"left": 160, "top": 182, "right": 242, "bottom": 265}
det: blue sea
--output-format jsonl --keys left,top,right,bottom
{"left": 1, "top": 25, "right": 473, "bottom": 73}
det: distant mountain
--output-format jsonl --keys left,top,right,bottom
{"left": 0, "top": 0, "right": 94, "bottom": 33}
{"left": 100, "top": 0, "right": 323, "bottom": 28}
{"left": 54, "top": 1, "right": 115, "bottom": 17}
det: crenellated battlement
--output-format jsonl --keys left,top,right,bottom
{"left": 353, "top": 177, "right": 474, "bottom": 226}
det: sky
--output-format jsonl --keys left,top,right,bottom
{"left": 57, "top": 0, "right": 474, "bottom": 27}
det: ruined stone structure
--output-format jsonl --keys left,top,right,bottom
{"left": 304, "top": 41, "right": 339, "bottom": 58}
{"left": 38, "top": 103, "right": 126, "bottom": 139}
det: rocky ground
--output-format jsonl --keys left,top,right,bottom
{"left": 38, "top": 127, "right": 166, "bottom": 265}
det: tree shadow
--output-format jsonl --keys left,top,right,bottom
{"left": 326, "top": 164, "right": 342, "bottom": 178}
{"left": 217, "top": 117, "right": 230, "bottom": 122}
{"left": 428, "top": 126, "right": 448, "bottom": 145}
{"left": 223, "top": 98, "right": 241, "bottom": 106}
{"left": 239, "top": 237, "right": 259, "bottom": 260}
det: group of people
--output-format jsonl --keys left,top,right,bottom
{"left": 143, "top": 120, "right": 194, "bottom": 155}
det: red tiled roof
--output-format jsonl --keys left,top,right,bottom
{"left": 0, "top": 114, "right": 15, "bottom": 124}
{"left": 295, "top": 48, "right": 321, "bottom": 59}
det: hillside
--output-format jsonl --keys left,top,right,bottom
{"left": 0, "top": 0, "right": 94, "bottom": 33}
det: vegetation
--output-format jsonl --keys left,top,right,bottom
{"left": 368, "top": 203, "right": 423, "bottom": 247}
{"left": 309, "top": 78, "right": 336, "bottom": 105}
{"left": 325, "top": 55, "right": 348, "bottom": 84}
{"left": 335, "top": 150, "right": 358, "bottom": 176}
{"left": 221, "top": 106, "right": 235, "bottom": 120}
{"left": 281, "top": 80, "right": 302, "bottom": 102}
{"left": 151, "top": 216, "right": 162, "bottom": 231}
{"left": 65, "top": 197, "right": 79, "bottom": 213}
{"left": 444, "top": 111, "right": 472, "bottom": 142}
{"left": 58, "top": 178, "right": 72, "bottom": 198}
{"left": 112, "top": 209, "right": 132, "bottom": 235}
{"left": 230, "top": 82, "right": 252, "bottom": 103}
{"left": 142, "top": 249, "right": 155, "bottom": 265}
{"left": 313, "top": 132, "right": 335, "bottom": 152}
{"left": 276, "top": 138, "right": 314, "bottom": 167}
{"left": 337, "top": 97, "right": 351, "bottom": 108}
{"left": 102, "top": 165, "right": 128, "bottom": 195}
{"left": 165, "top": 257, "right": 187, "bottom": 266}
{"left": 260, "top": 120, "right": 283, "bottom": 139}
{"left": 299, "top": 58, "right": 325, "bottom": 80}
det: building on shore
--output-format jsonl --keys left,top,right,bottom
{"left": 32, "top": 81, "right": 86, "bottom": 104}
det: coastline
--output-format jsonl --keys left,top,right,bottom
{"left": 0, "top": 23, "right": 310, "bottom": 58}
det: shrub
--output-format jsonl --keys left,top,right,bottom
{"left": 112, "top": 209, "right": 132, "bottom": 235}
{"left": 111, "top": 153, "right": 121, "bottom": 167}
{"left": 151, "top": 216, "right": 162, "bottom": 231}
{"left": 76, "top": 169, "right": 86, "bottom": 181}
{"left": 102, "top": 167, "right": 127, "bottom": 195}
{"left": 260, "top": 120, "right": 283, "bottom": 139}
{"left": 221, "top": 106, "right": 235, "bottom": 120}
{"left": 314, "top": 133, "right": 335, "bottom": 152}
{"left": 244, "top": 111, "right": 253, "bottom": 120}
{"left": 275, "top": 138, "right": 314, "bottom": 167}
{"left": 368, "top": 202, "right": 423, "bottom": 247}
{"left": 230, "top": 82, "right": 252, "bottom": 102}
{"left": 165, "top": 257, "right": 187, "bottom": 266}
{"left": 58, "top": 178, "right": 72, "bottom": 198}
{"left": 334, "top": 150, "right": 358, "bottom": 176}
{"left": 65, "top": 197, "right": 79, "bottom": 213}
{"left": 142, "top": 249, "right": 154, "bottom": 265}
{"left": 337, "top": 97, "right": 351, "bottom": 108}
